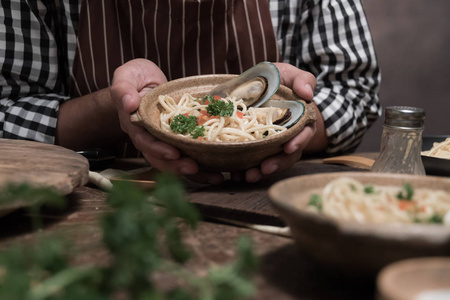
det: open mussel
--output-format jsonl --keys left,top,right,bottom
{"left": 208, "top": 61, "right": 280, "bottom": 108}
{"left": 257, "top": 99, "right": 306, "bottom": 128}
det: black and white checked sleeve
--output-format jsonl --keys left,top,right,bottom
{"left": 0, "top": 0, "right": 78, "bottom": 144}
{"left": 270, "top": 0, "right": 381, "bottom": 154}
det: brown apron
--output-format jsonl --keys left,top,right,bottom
{"left": 70, "top": 0, "right": 280, "bottom": 155}
{"left": 71, "top": 0, "right": 280, "bottom": 97}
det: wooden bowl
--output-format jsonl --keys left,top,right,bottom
{"left": 377, "top": 257, "right": 450, "bottom": 300}
{"left": 268, "top": 172, "right": 450, "bottom": 277}
{"left": 131, "top": 74, "right": 317, "bottom": 172}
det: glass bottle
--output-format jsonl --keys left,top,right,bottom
{"left": 371, "top": 106, "right": 426, "bottom": 175}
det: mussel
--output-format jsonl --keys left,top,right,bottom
{"left": 258, "top": 100, "right": 305, "bottom": 128}
{"left": 208, "top": 62, "right": 305, "bottom": 129}
{"left": 208, "top": 61, "right": 280, "bottom": 108}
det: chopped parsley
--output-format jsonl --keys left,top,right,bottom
{"left": 170, "top": 114, "right": 198, "bottom": 134}
{"left": 170, "top": 114, "right": 205, "bottom": 139}
{"left": 206, "top": 99, "right": 234, "bottom": 117}
{"left": 307, "top": 194, "right": 322, "bottom": 212}
{"left": 364, "top": 185, "right": 375, "bottom": 194}
{"left": 396, "top": 183, "right": 414, "bottom": 201}
{"left": 427, "top": 214, "right": 444, "bottom": 224}
{"left": 413, "top": 214, "right": 444, "bottom": 224}
{"left": 191, "top": 125, "right": 205, "bottom": 139}
{"left": 202, "top": 95, "right": 215, "bottom": 104}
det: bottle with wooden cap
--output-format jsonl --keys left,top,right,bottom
{"left": 371, "top": 106, "right": 426, "bottom": 175}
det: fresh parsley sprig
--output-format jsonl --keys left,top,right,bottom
{"left": 206, "top": 99, "right": 234, "bottom": 117}
{"left": 0, "top": 173, "right": 257, "bottom": 299}
{"left": 170, "top": 114, "right": 205, "bottom": 139}
{"left": 170, "top": 114, "right": 198, "bottom": 135}
{"left": 396, "top": 183, "right": 414, "bottom": 201}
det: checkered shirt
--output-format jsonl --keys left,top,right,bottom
{"left": 0, "top": 0, "right": 380, "bottom": 153}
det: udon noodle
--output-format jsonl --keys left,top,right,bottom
{"left": 306, "top": 177, "right": 450, "bottom": 225}
{"left": 421, "top": 138, "right": 450, "bottom": 159}
{"left": 159, "top": 93, "right": 287, "bottom": 142}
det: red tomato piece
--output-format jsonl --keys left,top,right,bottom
{"left": 398, "top": 200, "right": 413, "bottom": 211}
{"left": 197, "top": 110, "right": 218, "bottom": 125}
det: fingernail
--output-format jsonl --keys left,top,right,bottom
{"left": 248, "top": 173, "right": 262, "bottom": 183}
{"left": 122, "top": 94, "right": 133, "bottom": 111}
{"left": 180, "top": 167, "right": 195, "bottom": 175}
{"left": 305, "top": 83, "right": 314, "bottom": 96}
{"left": 287, "top": 145, "right": 298, "bottom": 154}
{"left": 122, "top": 94, "right": 132, "bottom": 103}
{"left": 266, "top": 164, "right": 279, "bottom": 174}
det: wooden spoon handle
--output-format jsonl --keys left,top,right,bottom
{"left": 323, "top": 155, "right": 375, "bottom": 170}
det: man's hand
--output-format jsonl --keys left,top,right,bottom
{"left": 231, "top": 62, "right": 327, "bottom": 183}
{"left": 110, "top": 60, "right": 190, "bottom": 172}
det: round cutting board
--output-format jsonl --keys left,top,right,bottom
{"left": 0, "top": 138, "right": 89, "bottom": 195}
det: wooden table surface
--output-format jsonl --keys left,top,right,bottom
{"left": 0, "top": 155, "right": 379, "bottom": 300}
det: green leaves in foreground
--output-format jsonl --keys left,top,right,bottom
{"left": 0, "top": 173, "right": 257, "bottom": 300}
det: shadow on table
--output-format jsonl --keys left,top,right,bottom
{"left": 0, "top": 192, "right": 85, "bottom": 242}
{"left": 258, "top": 243, "right": 377, "bottom": 300}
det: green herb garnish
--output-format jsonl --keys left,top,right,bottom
{"left": 203, "top": 95, "right": 215, "bottom": 104}
{"left": 170, "top": 114, "right": 205, "bottom": 139}
{"left": 170, "top": 114, "right": 198, "bottom": 134}
{"left": 206, "top": 99, "right": 234, "bottom": 117}
{"left": 427, "top": 214, "right": 444, "bottom": 224}
{"left": 192, "top": 125, "right": 205, "bottom": 139}
{"left": 364, "top": 185, "right": 375, "bottom": 194}
{"left": 308, "top": 194, "right": 322, "bottom": 212}
{"left": 396, "top": 183, "right": 414, "bottom": 201}
{"left": 0, "top": 174, "right": 257, "bottom": 299}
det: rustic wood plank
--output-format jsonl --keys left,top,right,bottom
{"left": 0, "top": 138, "right": 89, "bottom": 194}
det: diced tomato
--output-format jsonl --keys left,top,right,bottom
{"left": 236, "top": 111, "right": 244, "bottom": 118}
{"left": 196, "top": 136, "right": 205, "bottom": 141}
{"left": 213, "top": 95, "right": 221, "bottom": 100}
{"left": 197, "top": 110, "right": 218, "bottom": 125}
{"left": 183, "top": 113, "right": 190, "bottom": 117}
{"left": 398, "top": 200, "right": 413, "bottom": 211}
{"left": 203, "top": 99, "right": 210, "bottom": 105}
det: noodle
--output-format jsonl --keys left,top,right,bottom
{"left": 421, "top": 138, "right": 450, "bottom": 159}
{"left": 306, "top": 177, "right": 450, "bottom": 225}
{"left": 159, "top": 93, "right": 287, "bottom": 142}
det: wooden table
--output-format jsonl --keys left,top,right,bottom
{"left": 0, "top": 156, "right": 378, "bottom": 300}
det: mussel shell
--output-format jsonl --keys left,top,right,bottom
{"left": 208, "top": 61, "right": 280, "bottom": 108}
{"left": 273, "top": 108, "right": 292, "bottom": 126}
{"left": 261, "top": 100, "right": 306, "bottom": 128}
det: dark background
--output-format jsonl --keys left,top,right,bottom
{"left": 356, "top": 0, "right": 450, "bottom": 152}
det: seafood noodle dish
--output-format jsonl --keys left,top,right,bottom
{"left": 306, "top": 177, "right": 450, "bottom": 225}
{"left": 159, "top": 93, "right": 294, "bottom": 142}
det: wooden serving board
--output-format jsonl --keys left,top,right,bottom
{"left": 0, "top": 139, "right": 89, "bottom": 195}
{"left": 188, "top": 162, "right": 363, "bottom": 227}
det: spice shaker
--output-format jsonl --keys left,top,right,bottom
{"left": 371, "top": 106, "right": 426, "bottom": 175}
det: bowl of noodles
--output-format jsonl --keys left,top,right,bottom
{"left": 268, "top": 172, "right": 450, "bottom": 277}
{"left": 421, "top": 135, "right": 450, "bottom": 176}
{"left": 131, "top": 74, "right": 317, "bottom": 172}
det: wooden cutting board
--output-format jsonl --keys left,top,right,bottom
{"left": 188, "top": 162, "right": 363, "bottom": 227}
{"left": 0, "top": 138, "right": 89, "bottom": 195}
